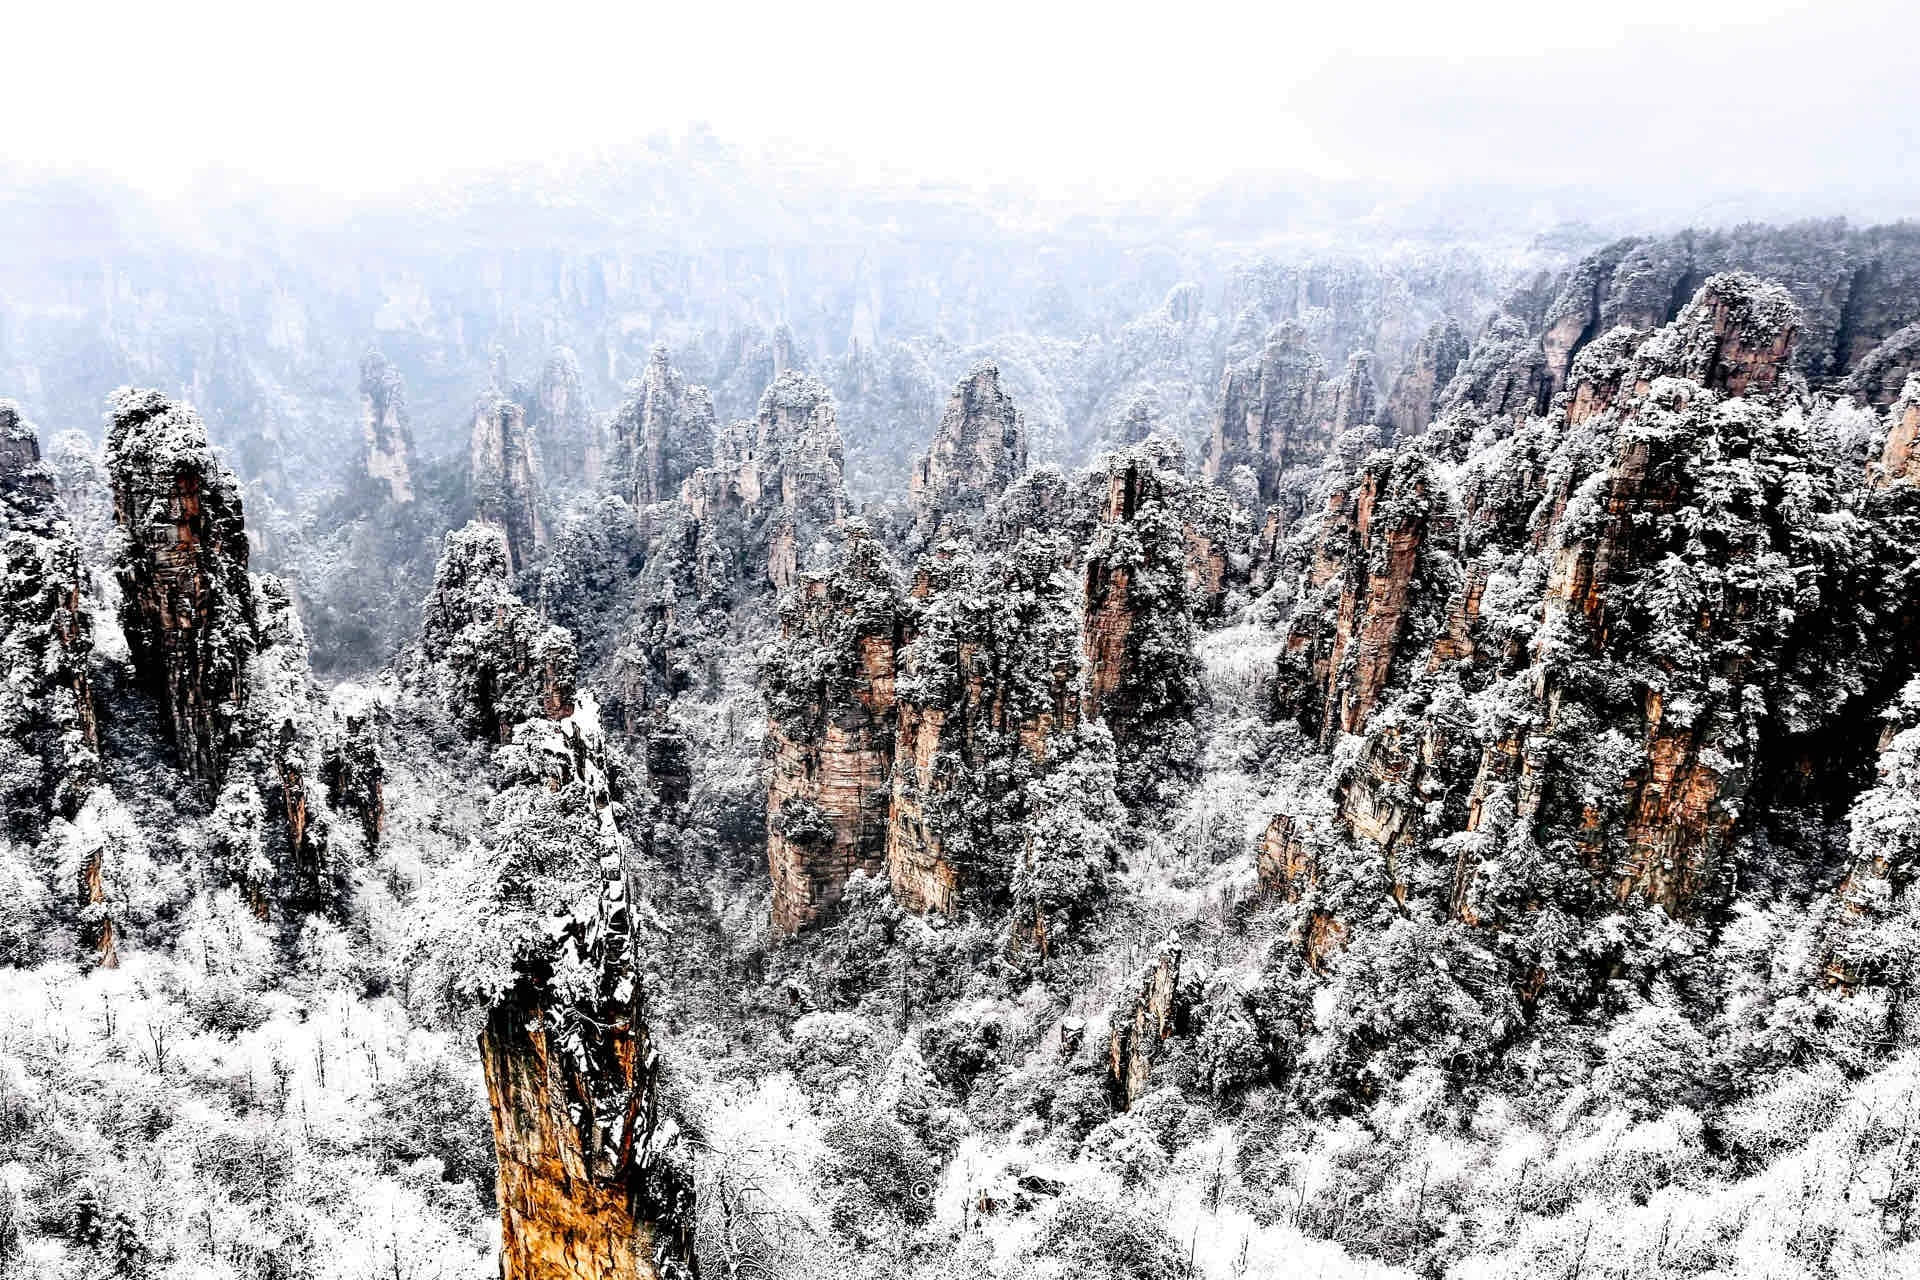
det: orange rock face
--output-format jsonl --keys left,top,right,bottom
{"left": 482, "top": 985, "right": 693, "bottom": 1280}
{"left": 886, "top": 635, "right": 1081, "bottom": 916}
{"left": 765, "top": 556, "right": 901, "bottom": 933}
{"left": 1872, "top": 383, "right": 1919, "bottom": 487}
{"left": 1280, "top": 454, "right": 1438, "bottom": 745}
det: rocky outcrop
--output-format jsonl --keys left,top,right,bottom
{"left": 1205, "top": 325, "right": 1383, "bottom": 508}
{"left": 0, "top": 402, "right": 98, "bottom": 836}
{"left": 910, "top": 362, "right": 1027, "bottom": 543}
{"left": 1435, "top": 315, "right": 1549, "bottom": 422}
{"left": 1380, "top": 318, "right": 1470, "bottom": 440}
{"left": 417, "top": 523, "right": 577, "bottom": 743}
{"left": 472, "top": 394, "right": 546, "bottom": 573}
{"left": 1527, "top": 222, "right": 1920, "bottom": 395}
{"left": 1108, "top": 938, "right": 1183, "bottom": 1110}
{"left": 357, "top": 350, "right": 415, "bottom": 504}
{"left": 1870, "top": 376, "right": 1920, "bottom": 488}
{"left": 1204, "top": 323, "right": 1327, "bottom": 503}
{"left": 480, "top": 714, "right": 695, "bottom": 1280}
{"left": 1081, "top": 442, "right": 1206, "bottom": 803}
{"left": 608, "top": 346, "right": 718, "bottom": 508}
{"left": 1823, "top": 680, "right": 1920, "bottom": 991}
{"left": 44, "top": 429, "right": 115, "bottom": 565}
{"left": 679, "top": 372, "right": 850, "bottom": 596}
{"left": 534, "top": 346, "right": 598, "bottom": 487}
{"left": 1276, "top": 450, "right": 1447, "bottom": 746}
{"left": 1847, "top": 323, "right": 1920, "bottom": 408}
{"left": 105, "top": 389, "right": 258, "bottom": 793}
{"left": 886, "top": 535, "right": 1084, "bottom": 915}
{"left": 760, "top": 528, "right": 902, "bottom": 933}
{"left": 1262, "top": 274, "right": 1919, "bottom": 991}
{"left": 322, "top": 709, "right": 384, "bottom": 851}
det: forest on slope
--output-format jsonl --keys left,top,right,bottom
{"left": 2, "top": 163, "right": 1920, "bottom": 1280}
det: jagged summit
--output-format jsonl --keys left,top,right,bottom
{"left": 909, "top": 361, "right": 1028, "bottom": 542}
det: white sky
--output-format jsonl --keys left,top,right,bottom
{"left": 4, "top": 0, "right": 1913, "bottom": 206}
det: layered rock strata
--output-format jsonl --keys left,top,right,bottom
{"left": 760, "top": 528, "right": 902, "bottom": 933}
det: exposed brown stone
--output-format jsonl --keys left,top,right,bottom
{"left": 1871, "top": 376, "right": 1920, "bottom": 487}
{"left": 763, "top": 531, "right": 900, "bottom": 933}
{"left": 1108, "top": 939, "right": 1182, "bottom": 1110}
{"left": 105, "top": 389, "right": 257, "bottom": 794}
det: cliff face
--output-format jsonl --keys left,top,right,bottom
{"left": 760, "top": 529, "right": 902, "bottom": 933}
{"left": 322, "top": 709, "right": 384, "bottom": 851}
{"left": 0, "top": 402, "right": 99, "bottom": 836}
{"left": 1080, "top": 442, "right": 1207, "bottom": 804}
{"left": 472, "top": 394, "right": 546, "bottom": 574}
{"left": 358, "top": 350, "right": 415, "bottom": 504}
{"left": 533, "top": 347, "right": 598, "bottom": 487}
{"left": 608, "top": 346, "right": 718, "bottom": 508}
{"left": 479, "top": 714, "right": 695, "bottom": 1280}
{"left": 1520, "top": 222, "right": 1920, "bottom": 401}
{"left": 1204, "top": 323, "right": 1327, "bottom": 503}
{"left": 105, "top": 388, "right": 258, "bottom": 793}
{"left": 418, "top": 523, "right": 577, "bottom": 743}
{"left": 1205, "top": 324, "right": 1384, "bottom": 513}
{"left": 1263, "top": 274, "right": 1920, "bottom": 984}
{"left": 1276, "top": 450, "right": 1448, "bottom": 747}
{"left": 886, "top": 535, "right": 1084, "bottom": 915}
{"left": 680, "top": 371, "right": 850, "bottom": 597}
{"left": 909, "top": 362, "right": 1027, "bottom": 543}
{"left": 1435, "top": 314, "right": 1549, "bottom": 422}
{"left": 1847, "top": 323, "right": 1920, "bottom": 408}
{"left": 1824, "top": 679, "right": 1920, "bottom": 991}
{"left": 1871, "top": 376, "right": 1920, "bottom": 488}
{"left": 1381, "top": 318, "right": 1471, "bottom": 440}
{"left": 1108, "top": 939, "right": 1183, "bottom": 1110}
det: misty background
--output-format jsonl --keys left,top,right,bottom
{"left": 2, "top": 0, "right": 1912, "bottom": 669}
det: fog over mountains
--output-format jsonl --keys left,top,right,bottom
{"left": 3, "top": 7, "right": 1919, "bottom": 1279}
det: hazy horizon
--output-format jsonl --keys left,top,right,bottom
{"left": 7, "top": 0, "right": 1914, "bottom": 228}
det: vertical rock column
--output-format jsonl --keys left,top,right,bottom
{"left": 909, "top": 361, "right": 1027, "bottom": 543}
{"left": 104, "top": 388, "right": 257, "bottom": 794}
{"left": 761, "top": 528, "right": 902, "bottom": 932}
{"left": 608, "top": 346, "right": 718, "bottom": 507}
{"left": 1080, "top": 443, "right": 1204, "bottom": 803}
{"left": 358, "top": 350, "right": 416, "bottom": 504}
{"left": 472, "top": 394, "right": 546, "bottom": 573}
{"left": 479, "top": 716, "right": 695, "bottom": 1280}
